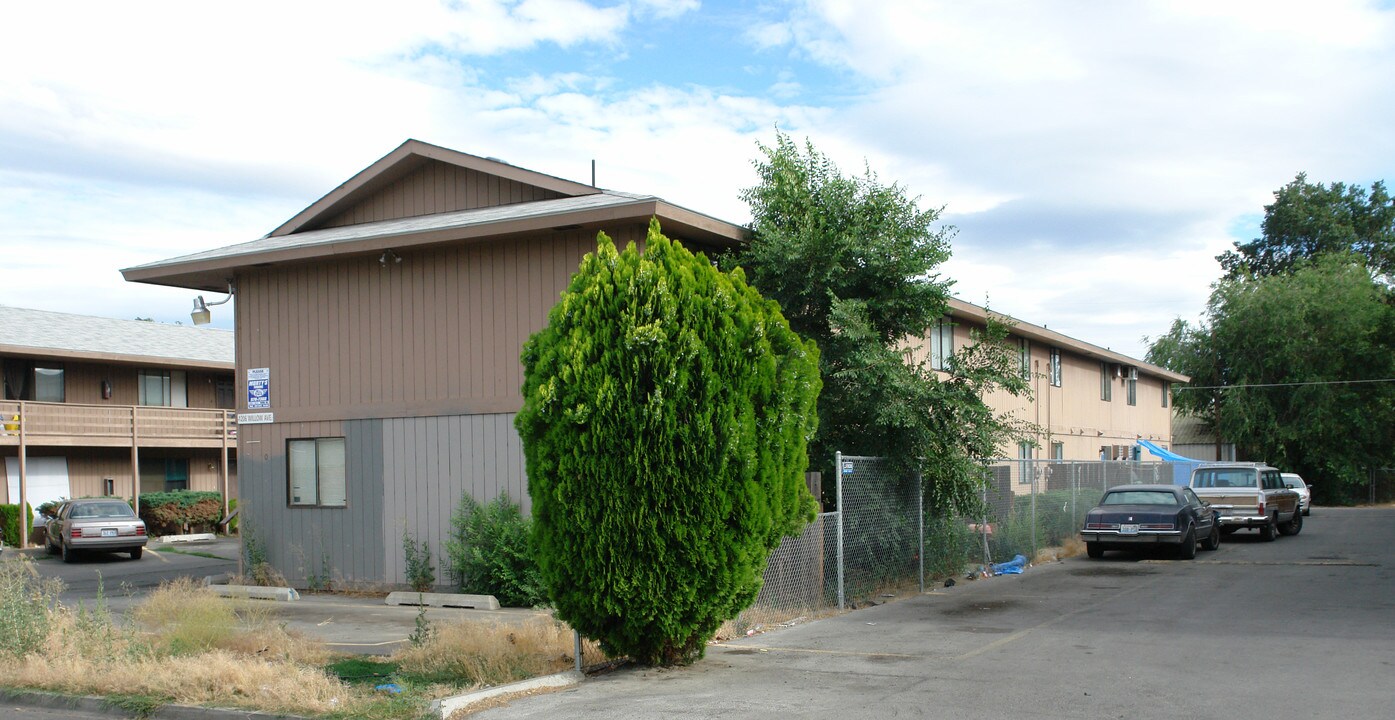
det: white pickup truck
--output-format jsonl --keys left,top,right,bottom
{"left": 1189, "top": 462, "right": 1302, "bottom": 541}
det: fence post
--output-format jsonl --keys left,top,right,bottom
{"left": 916, "top": 470, "right": 924, "bottom": 594}
{"left": 980, "top": 484, "right": 991, "bottom": 568}
{"left": 1030, "top": 466, "right": 1038, "bottom": 560}
{"left": 835, "top": 451, "right": 845, "bottom": 611}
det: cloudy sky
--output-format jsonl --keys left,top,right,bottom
{"left": 3, "top": 0, "right": 1393, "bottom": 360}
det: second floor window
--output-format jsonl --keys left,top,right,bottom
{"left": 929, "top": 317, "right": 953, "bottom": 371}
{"left": 139, "top": 370, "right": 187, "bottom": 407}
{"left": 1018, "top": 338, "right": 1031, "bottom": 380}
{"left": 1049, "top": 347, "right": 1062, "bottom": 387}
{"left": 1100, "top": 362, "right": 1112, "bottom": 402}
{"left": 1162, "top": 381, "right": 1171, "bottom": 408}
{"left": 1126, "top": 368, "right": 1138, "bottom": 406}
{"left": 33, "top": 365, "right": 64, "bottom": 402}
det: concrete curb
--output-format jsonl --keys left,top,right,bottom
{"left": 155, "top": 533, "right": 219, "bottom": 544}
{"left": 0, "top": 688, "right": 310, "bottom": 719}
{"left": 430, "top": 670, "right": 583, "bottom": 718}
{"left": 206, "top": 584, "right": 300, "bottom": 602}
{"left": 384, "top": 591, "right": 499, "bottom": 610}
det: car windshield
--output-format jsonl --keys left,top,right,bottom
{"left": 1101, "top": 491, "right": 1178, "bottom": 506}
{"left": 1192, "top": 469, "right": 1256, "bottom": 489}
{"left": 1282, "top": 477, "right": 1305, "bottom": 489}
{"left": 70, "top": 502, "right": 135, "bottom": 519}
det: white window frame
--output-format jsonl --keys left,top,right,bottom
{"left": 287, "top": 437, "right": 347, "bottom": 508}
{"left": 1018, "top": 338, "right": 1031, "bottom": 380}
{"left": 1049, "top": 347, "right": 1062, "bottom": 387}
{"left": 138, "top": 369, "right": 187, "bottom": 407}
{"left": 33, "top": 364, "right": 64, "bottom": 403}
{"left": 1017, "top": 441, "right": 1034, "bottom": 485}
{"left": 1126, "top": 367, "right": 1138, "bottom": 406}
{"left": 929, "top": 316, "right": 954, "bottom": 371}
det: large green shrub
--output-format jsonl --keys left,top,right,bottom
{"left": 517, "top": 220, "right": 821, "bottom": 666}
{"left": 445, "top": 494, "right": 543, "bottom": 607}
{"left": 0, "top": 504, "right": 34, "bottom": 548}
{"left": 138, "top": 491, "right": 223, "bottom": 536}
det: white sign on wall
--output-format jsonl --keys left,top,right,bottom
{"left": 247, "top": 367, "right": 270, "bottom": 410}
{"left": 237, "top": 413, "right": 274, "bottom": 425}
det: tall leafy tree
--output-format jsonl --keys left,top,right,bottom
{"left": 729, "top": 132, "right": 1028, "bottom": 511}
{"left": 516, "top": 220, "right": 820, "bottom": 666}
{"left": 1149, "top": 256, "right": 1395, "bottom": 503}
{"left": 1218, "top": 173, "right": 1395, "bottom": 279}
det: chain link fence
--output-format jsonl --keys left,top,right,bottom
{"left": 738, "top": 454, "right": 1190, "bottom": 626}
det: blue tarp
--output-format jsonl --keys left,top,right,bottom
{"left": 1136, "top": 439, "right": 1203, "bottom": 485}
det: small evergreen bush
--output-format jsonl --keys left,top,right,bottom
{"left": 517, "top": 221, "right": 821, "bottom": 665}
{"left": 445, "top": 494, "right": 544, "bottom": 607}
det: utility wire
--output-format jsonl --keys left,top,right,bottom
{"left": 1177, "top": 378, "right": 1395, "bottom": 391}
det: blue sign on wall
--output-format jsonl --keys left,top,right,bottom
{"left": 247, "top": 367, "right": 270, "bottom": 410}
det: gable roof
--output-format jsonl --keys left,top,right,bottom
{"left": 122, "top": 140, "right": 748, "bottom": 292}
{"left": 947, "top": 298, "right": 1190, "bottom": 383}
{"left": 0, "top": 306, "right": 234, "bottom": 370}
{"left": 271, "top": 139, "right": 601, "bottom": 237}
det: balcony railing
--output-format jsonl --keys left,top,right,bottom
{"left": 0, "top": 400, "right": 235, "bottom": 448}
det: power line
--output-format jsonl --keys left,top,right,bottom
{"left": 1177, "top": 378, "right": 1395, "bottom": 391}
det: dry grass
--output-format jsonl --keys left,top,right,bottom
{"left": 394, "top": 617, "right": 605, "bottom": 687}
{"left": 130, "top": 578, "right": 328, "bottom": 664}
{"left": 1032, "top": 536, "right": 1087, "bottom": 564}
{"left": 3, "top": 605, "right": 353, "bottom": 716}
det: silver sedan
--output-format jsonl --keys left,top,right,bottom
{"left": 45, "top": 498, "right": 147, "bottom": 562}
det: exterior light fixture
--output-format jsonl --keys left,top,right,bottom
{"left": 191, "top": 282, "right": 234, "bottom": 326}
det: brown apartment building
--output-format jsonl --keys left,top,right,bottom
{"left": 123, "top": 139, "right": 1182, "bottom": 587}
{"left": 1, "top": 307, "right": 237, "bottom": 544}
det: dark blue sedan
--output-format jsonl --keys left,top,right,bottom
{"left": 1081, "top": 484, "right": 1221, "bottom": 560}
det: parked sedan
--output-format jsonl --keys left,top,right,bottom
{"left": 45, "top": 498, "right": 147, "bottom": 562}
{"left": 1281, "top": 473, "right": 1312, "bottom": 516}
{"left": 1082, "top": 485, "right": 1221, "bottom": 560}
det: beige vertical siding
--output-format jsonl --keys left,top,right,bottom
{"left": 318, "top": 160, "right": 565, "bottom": 230}
{"left": 0, "top": 447, "right": 237, "bottom": 503}
{"left": 3, "top": 359, "right": 231, "bottom": 409}
{"left": 235, "top": 224, "right": 648, "bottom": 423}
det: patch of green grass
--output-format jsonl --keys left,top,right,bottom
{"left": 104, "top": 693, "right": 171, "bottom": 718}
{"left": 327, "top": 657, "right": 402, "bottom": 685}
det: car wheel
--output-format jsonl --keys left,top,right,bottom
{"left": 129, "top": 547, "right": 143, "bottom": 560}
{"left": 1201, "top": 523, "right": 1221, "bottom": 551}
{"left": 1259, "top": 516, "right": 1277, "bottom": 542}
{"left": 61, "top": 541, "right": 76, "bottom": 564}
{"left": 45, "top": 534, "right": 58, "bottom": 555}
{"left": 1086, "top": 542, "right": 1104, "bottom": 559}
{"left": 1178, "top": 526, "right": 1197, "bottom": 559}
{"left": 1280, "top": 509, "right": 1303, "bottom": 536}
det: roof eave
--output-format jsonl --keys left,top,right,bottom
{"left": 947, "top": 298, "right": 1190, "bottom": 384}
{"left": 122, "top": 199, "right": 748, "bottom": 292}
{"left": 0, "top": 344, "right": 234, "bottom": 371}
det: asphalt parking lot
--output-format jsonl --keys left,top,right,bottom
{"left": 477, "top": 507, "right": 1395, "bottom": 720}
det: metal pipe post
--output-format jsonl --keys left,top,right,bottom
{"left": 835, "top": 451, "right": 845, "bottom": 611}
{"left": 917, "top": 471, "right": 924, "bottom": 594}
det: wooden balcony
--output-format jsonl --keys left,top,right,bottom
{"left": 0, "top": 400, "right": 235, "bottom": 449}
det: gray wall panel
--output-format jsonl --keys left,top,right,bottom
{"left": 238, "top": 419, "right": 384, "bottom": 588}
{"left": 380, "top": 412, "right": 526, "bottom": 587}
